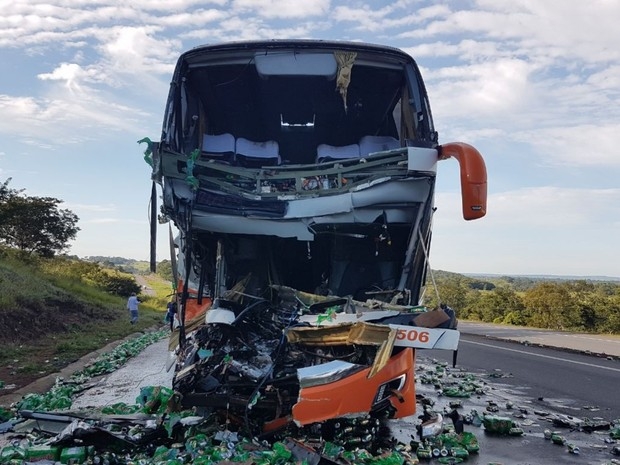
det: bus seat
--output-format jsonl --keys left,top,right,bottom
{"left": 236, "top": 138, "right": 281, "bottom": 167}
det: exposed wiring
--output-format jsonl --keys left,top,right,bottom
{"left": 418, "top": 227, "right": 441, "bottom": 306}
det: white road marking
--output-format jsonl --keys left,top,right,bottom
{"left": 560, "top": 334, "right": 620, "bottom": 345}
{"left": 462, "top": 340, "right": 620, "bottom": 373}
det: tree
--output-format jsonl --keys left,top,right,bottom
{"left": 522, "top": 282, "right": 578, "bottom": 330}
{"left": 601, "top": 295, "right": 620, "bottom": 333}
{"left": 425, "top": 278, "right": 475, "bottom": 317}
{"left": 0, "top": 179, "right": 80, "bottom": 257}
{"left": 469, "top": 279, "right": 496, "bottom": 291}
{"left": 156, "top": 259, "right": 174, "bottom": 283}
{"left": 476, "top": 286, "right": 525, "bottom": 323}
{"left": 0, "top": 178, "right": 23, "bottom": 202}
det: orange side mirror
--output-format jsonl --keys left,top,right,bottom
{"left": 439, "top": 142, "right": 487, "bottom": 220}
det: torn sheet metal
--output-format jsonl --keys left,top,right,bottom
{"left": 285, "top": 321, "right": 392, "bottom": 346}
{"left": 297, "top": 360, "right": 365, "bottom": 388}
{"left": 292, "top": 348, "right": 415, "bottom": 425}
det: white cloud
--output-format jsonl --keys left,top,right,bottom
{"left": 404, "top": 1, "right": 620, "bottom": 65}
{"left": 514, "top": 124, "right": 620, "bottom": 167}
{"left": 332, "top": 2, "right": 429, "bottom": 32}
{"left": 231, "top": 0, "right": 331, "bottom": 19}
{"left": 587, "top": 65, "right": 620, "bottom": 91}
{"left": 38, "top": 62, "right": 109, "bottom": 90}
{"left": 66, "top": 203, "right": 117, "bottom": 213}
{"left": 88, "top": 218, "right": 121, "bottom": 224}
{"left": 69, "top": 220, "right": 170, "bottom": 261}
{"left": 0, "top": 95, "right": 51, "bottom": 143}
{"left": 153, "top": 8, "right": 228, "bottom": 28}
{"left": 0, "top": 87, "right": 153, "bottom": 147}
{"left": 403, "top": 39, "right": 504, "bottom": 61}
{"left": 0, "top": 24, "right": 176, "bottom": 146}
{"left": 128, "top": 0, "right": 228, "bottom": 10}
{"left": 97, "top": 26, "right": 180, "bottom": 76}
{"left": 423, "top": 58, "right": 534, "bottom": 123}
{"left": 431, "top": 185, "right": 620, "bottom": 275}
{"left": 0, "top": 0, "right": 619, "bottom": 274}
{"left": 437, "top": 186, "right": 620, "bottom": 229}
{"left": 183, "top": 16, "right": 322, "bottom": 42}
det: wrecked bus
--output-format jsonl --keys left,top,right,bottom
{"left": 145, "top": 40, "right": 487, "bottom": 443}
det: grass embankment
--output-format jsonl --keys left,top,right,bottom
{"left": 0, "top": 248, "right": 173, "bottom": 391}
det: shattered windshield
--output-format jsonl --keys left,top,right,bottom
{"left": 162, "top": 44, "right": 434, "bottom": 160}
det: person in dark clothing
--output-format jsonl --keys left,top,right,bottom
{"left": 165, "top": 300, "right": 178, "bottom": 331}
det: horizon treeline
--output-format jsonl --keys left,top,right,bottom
{"left": 424, "top": 270, "right": 620, "bottom": 334}
{"left": 55, "top": 255, "right": 620, "bottom": 334}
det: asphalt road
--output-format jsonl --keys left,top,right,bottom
{"left": 459, "top": 321, "right": 620, "bottom": 358}
{"left": 65, "top": 324, "right": 620, "bottom": 465}
{"left": 406, "top": 324, "right": 620, "bottom": 464}
{"left": 426, "top": 334, "right": 620, "bottom": 420}
{"left": 5, "top": 323, "right": 619, "bottom": 464}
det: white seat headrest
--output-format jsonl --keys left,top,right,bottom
{"left": 316, "top": 143, "right": 360, "bottom": 162}
{"left": 202, "top": 133, "right": 235, "bottom": 153}
{"left": 359, "top": 136, "right": 400, "bottom": 156}
{"left": 236, "top": 138, "right": 280, "bottom": 159}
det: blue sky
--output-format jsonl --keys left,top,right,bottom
{"left": 1, "top": 0, "right": 619, "bottom": 277}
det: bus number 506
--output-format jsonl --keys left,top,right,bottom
{"left": 396, "top": 328, "right": 430, "bottom": 343}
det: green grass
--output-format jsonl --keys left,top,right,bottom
{"left": 0, "top": 345, "right": 36, "bottom": 364}
{"left": 0, "top": 246, "right": 172, "bottom": 387}
{"left": 131, "top": 261, "right": 152, "bottom": 274}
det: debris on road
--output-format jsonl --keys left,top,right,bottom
{"left": 1, "top": 336, "right": 619, "bottom": 464}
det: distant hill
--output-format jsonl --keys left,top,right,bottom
{"left": 464, "top": 273, "right": 620, "bottom": 283}
{"left": 80, "top": 258, "right": 620, "bottom": 284}
{"left": 83, "top": 256, "right": 151, "bottom": 274}
{"left": 83, "top": 256, "right": 173, "bottom": 281}
{"left": 84, "top": 256, "right": 140, "bottom": 266}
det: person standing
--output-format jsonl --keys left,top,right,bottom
{"left": 127, "top": 292, "right": 140, "bottom": 324}
{"left": 165, "top": 299, "right": 178, "bottom": 331}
